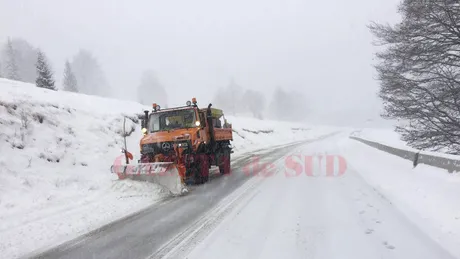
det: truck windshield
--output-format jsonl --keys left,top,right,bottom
{"left": 149, "top": 108, "right": 196, "bottom": 132}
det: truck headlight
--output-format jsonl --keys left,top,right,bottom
{"left": 178, "top": 142, "right": 189, "bottom": 148}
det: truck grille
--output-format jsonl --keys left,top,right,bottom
{"left": 141, "top": 142, "right": 174, "bottom": 155}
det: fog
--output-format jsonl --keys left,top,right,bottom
{"left": 0, "top": 0, "right": 401, "bottom": 127}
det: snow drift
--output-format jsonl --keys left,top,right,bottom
{"left": 339, "top": 137, "right": 460, "bottom": 258}
{"left": 351, "top": 128, "right": 460, "bottom": 160}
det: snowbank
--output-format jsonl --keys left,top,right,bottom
{"left": 0, "top": 79, "right": 166, "bottom": 258}
{"left": 339, "top": 138, "right": 460, "bottom": 258}
{"left": 0, "top": 78, "right": 333, "bottom": 258}
{"left": 351, "top": 128, "right": 460, "bottom": 160}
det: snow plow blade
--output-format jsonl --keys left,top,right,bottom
{"left": 110, "top": 162, "right": 187, "bottom": 196}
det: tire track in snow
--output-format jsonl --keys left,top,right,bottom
{"left": 148, "top": 133, "right": 339, "bottom": 259}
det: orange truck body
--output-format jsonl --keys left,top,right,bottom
{"left": 138, "top": 101, "right": 233, "bottom": 184}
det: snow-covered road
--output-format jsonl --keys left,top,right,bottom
{"left": 28, "top": 137, "right": 329, "bottom": 259}
{"left": 182, "top": 133, "right": 458, "bottom": 259}
{"left": 26, "top": 132, "right": 460, "bottom": 259}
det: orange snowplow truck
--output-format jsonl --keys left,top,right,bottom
{"left": 111, "top": 98, "right": 233, "bottom": 195}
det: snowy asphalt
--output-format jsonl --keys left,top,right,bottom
{"left": 29, "top": 134, "right": 335, "bottom": 259}
{"left": 184, "top": 133, "right": 457, "bottom": 259}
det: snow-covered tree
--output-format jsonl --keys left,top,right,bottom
{"left": 137, "top": 70, "right": 168, "bottom": 106}
{"left": 1, "top": 38, "right": 38, "bottom": 83}
{"left": 11, "top": 38, "right": 38, "bottom": 83}
{"left": 4, "top": 39, "right": 20, "bottom": 81}
{"left": 63, "top": 60, "right": 78, "bottom": 92}
{"left": 0, "top": 61, "right": 3, "bottom": 78}
{"left": 35, "top": 50, "right": 56, "bottom": 90}
{"left": 369, "top": 0, "right": 460, "bottom": 154}
{"left": 71, "top": 49, "right": 109, "bottom": 96}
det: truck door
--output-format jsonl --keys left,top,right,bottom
{"left": 198, "top": 111, "right": 209, "bottom": 142}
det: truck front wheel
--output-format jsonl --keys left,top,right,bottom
{"left": 219, "top": 151, "right": 231, "bottom": 175}
{"left": 195, "top": 156, "right": 209, "bottom": 184}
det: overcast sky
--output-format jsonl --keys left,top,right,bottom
{"left": 0, "top": 0, "right": 401, "bottom": 126}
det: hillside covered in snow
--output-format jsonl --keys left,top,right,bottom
{"left": 0, "top": 79, "right": 335, "bottom": 258}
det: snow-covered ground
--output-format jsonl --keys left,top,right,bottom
{"left": 0, "top": 78, "right": 335, "bottom": 258}
{"left": 351, "top": 128, "right": 460, "bottom": 159}
{"left": 180, "top": 133, "right": 460, "bottom": 259}
{"left": 350, "top": 127, "right": 403, "bottom": 147}
{"left": 340, "top": 137, "right": 460, "bottom": 258}
{"left": 228, "top": 116, "right": 334, "bottom": 155}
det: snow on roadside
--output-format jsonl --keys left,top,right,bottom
{"left": 228, "top": 116, "right": 336, "bottom": 155}
{"left": 339, "top": 137, "right": 460, "bottom": 258}
{"left": 0, "top": 79, "right": 167, "bottom": 259}
{"left": 0, "top": 78, "right": 332, "bottom": 258}
{"left": 351, "top": 128, "right": 460, "bottom": 160}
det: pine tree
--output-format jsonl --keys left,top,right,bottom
{"left": 71, "top": 49, "right": 109, "bottom": 96}
{"left": 35, "top": 50, "right": 56, "bottom": 90}
{"left": 5, "top": 39, "right": 20, "bottom": 81}
{"left": 63, "top": 60, "right": 78, "bottom": 92}
{"left": 0, "top": 61, "right": 3, "bottom": 78}
{"left": 10, "top": 38, "right": 39, "bottom": 83}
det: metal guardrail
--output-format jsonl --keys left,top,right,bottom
{"left": 349, "top": 136, "right": 460, "bottom": 173}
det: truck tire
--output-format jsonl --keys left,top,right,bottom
{"left": 195, "top": 158, "right": 209, "bottom": 184}
{"left": 219, "top": 151, "right": 231, "bottom": 175}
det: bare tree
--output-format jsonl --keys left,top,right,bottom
{"left": 369, "top": 0, "right": 460, "bottom": 154}
{"left": 242, "top": 89, "right": 266, "bottom": 119}
{"left": 268, "top": 87, "right": 307, "bottom": 122}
